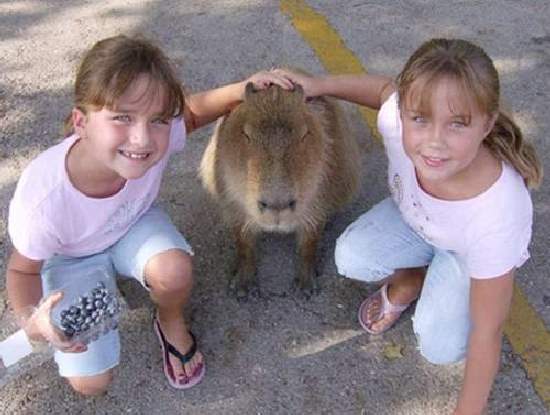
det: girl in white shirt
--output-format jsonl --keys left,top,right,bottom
{"left": 277, "top": 38, "right": 542, "bottom": 414}
{"left": 6, "top": 35, "right": 292, "bottom": 394}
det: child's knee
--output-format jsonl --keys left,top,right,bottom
{"left": 334, "top": 232, "right": 387, "bottom": 281}
{"left": 418, "top": 339, "right": 466, "bottom": 365}
{"left": 413, "top": 318, "right": 467, "bottom": 365}
{"left": 67, "top": 370, "right": 113, "bottom": 396}
{"left": 145, "top": 248, "right": 193, "bottom": 293}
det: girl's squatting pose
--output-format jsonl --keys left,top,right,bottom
{"left": 278, "top": 38, "right": 542, "bottom": 414}
{"left": 6, "top": 35, "right": 292, "bottom": 395}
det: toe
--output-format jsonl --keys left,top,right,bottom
{"left": 365, "top": 297, "right": 381, "bottom": 324}
{"left": 168, "top": 335, "right": 204, "bottom": 382}
{"left": 170, "top": 351, "right": 204, "bottom": 386}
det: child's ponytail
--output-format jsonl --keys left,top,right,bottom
{"left": 485, "top": 111, "right": 543, "bottom": 189}
{"left": 63, "top": 113, "right": 74, "bottom": 137}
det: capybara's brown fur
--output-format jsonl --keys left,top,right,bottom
{"left": 199, "top": 81, "right": 360, "bottom": 298}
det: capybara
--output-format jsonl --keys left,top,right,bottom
{"left": 199, "top": 80, "right": 360, "bottom": 299}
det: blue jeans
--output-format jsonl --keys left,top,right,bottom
{"left": 41, "top": 206, "right": 193, "bottom": 377}
{"left": 335, "top": 198, "right": 470, "bottom": 364}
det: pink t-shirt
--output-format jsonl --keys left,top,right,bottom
{"left": 378, "top": 93, "right": 532, "bottom": 279}
{"left": 8, "top": 117, "right": 186, "bottom": 261}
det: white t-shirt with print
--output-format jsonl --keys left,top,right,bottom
{"left": 8, "top": 117, "right": 186, "bottom": 261}
{"left": 377, "top": 93, "right": 532, "bottom": 279}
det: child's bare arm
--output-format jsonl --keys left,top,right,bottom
{"left": 273, "top": 69, "right": 395, "bottom": 109}
{"left": 6, "top": 249, "right": 43, "bottom": 322}
{"left": 455, "top": 271, "right": 514, "bottom": 415}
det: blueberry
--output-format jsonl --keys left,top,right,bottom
{"left": 63, "top": 328, "right": 75, "bottom": 337}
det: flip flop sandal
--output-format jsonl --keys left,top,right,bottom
{"left": 357, "top": 283, "right": 413, "bottom": 335}
{"left": 153, "top": 314, "right": 206, "bottom": 389}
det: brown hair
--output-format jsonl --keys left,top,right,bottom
{"left": 64, "top": 35, "right": 185, "bottom": 136}
{"left": 396, "top": 38, "right": 542, "bottom": 189}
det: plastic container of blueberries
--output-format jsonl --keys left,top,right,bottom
{"left": 0, "top": 265, "right": 124, "bottom": 388}
{"left": 49, "top": 264, "right": 123, "bottom": 345}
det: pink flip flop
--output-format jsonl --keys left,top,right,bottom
{"left": 358, "top": 284, "right": 413, "bottom": 335}
{"left": 153, "top": 314, "right": 206, "bottom": 389}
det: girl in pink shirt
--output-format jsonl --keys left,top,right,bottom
{"left": 6, "top": 35, "right": 292, "bottom": 394}
{"left": 277, "top": 38, "right": 542, "bottom": 414}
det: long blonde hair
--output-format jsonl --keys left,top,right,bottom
{"left": 396, "top": 38, "right": 542, "bottom": 189}
{"left": 64, "top": 35, "right": 185, "bottom": 136}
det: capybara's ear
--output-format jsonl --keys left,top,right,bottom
{"left": 292, "top": 83, "right": 305, "bottom": 103}
{"left": 245, "top": 82, "right": 257, "bottom": 100}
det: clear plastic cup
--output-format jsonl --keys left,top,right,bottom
{"left": 49, "top": 265, "right": 122, "bottom": 345}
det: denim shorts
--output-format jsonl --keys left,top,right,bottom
{"left": 334, "top": 198, "right": 470, "bottom": 364}
{"left": 41, "top": 206, "right": 193, "bottom": 377}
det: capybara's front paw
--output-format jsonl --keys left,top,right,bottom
{"left": 228, "top": 267, "right": 259, "bottom": 301}
{"left": 293, "top": 268, "right": 320, "bottom": 299}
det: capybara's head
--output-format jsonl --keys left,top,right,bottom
{"left": 218, "top": 83, "right": 330, "bottom": 232}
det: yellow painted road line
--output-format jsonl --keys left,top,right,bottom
{"left": 281, "top": 0, "right": 550, "bottom": 409}
{"left": 505, "top": 284, "right": 550, "bottom": 408}
{"left": 280, "top": 0, "right": 380, "bottom": 140}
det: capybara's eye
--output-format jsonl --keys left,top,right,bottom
{"left": 242, "top": 130, "right": 252, "bottom": 142}
{"left": 242, "top": 125, "right": 253, "bottom": 143}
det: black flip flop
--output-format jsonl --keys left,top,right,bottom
{"left": 153, "top": 314, "right": 205, "bottom": 389}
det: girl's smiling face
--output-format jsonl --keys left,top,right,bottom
{"left": 400, "top": 77, "right": 497, "bottom": 197}
{"left": 72, "top": 74, "right": 172, "bottom": 185}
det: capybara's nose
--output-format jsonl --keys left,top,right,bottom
{"left": 258, "top": 198, "right": 297, "bottom": 212}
